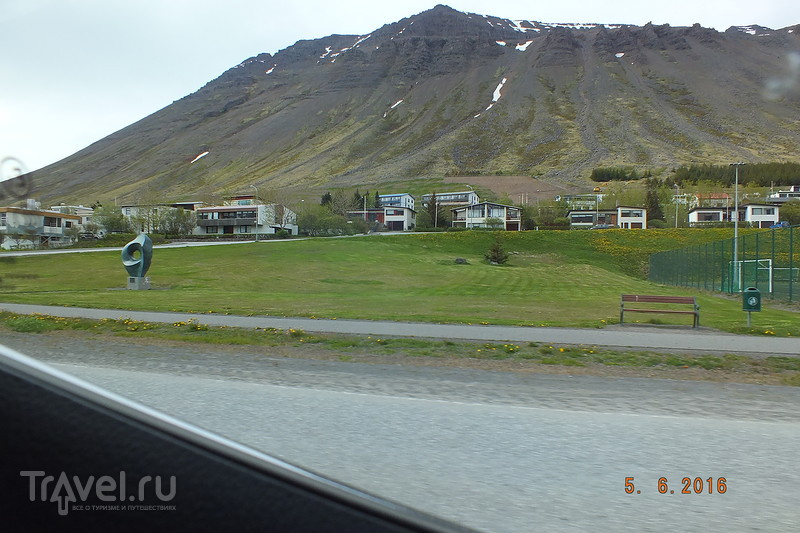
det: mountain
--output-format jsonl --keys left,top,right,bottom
{"left": 30, "top": 5, "right": 800, "bottom": 204}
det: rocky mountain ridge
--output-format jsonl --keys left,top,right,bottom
{"left": 29, "top": 5, "right": 800, "bottom": 204}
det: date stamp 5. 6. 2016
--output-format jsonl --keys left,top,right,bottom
{"left": 625, "top": 476, "right": 727, "bottom": 495}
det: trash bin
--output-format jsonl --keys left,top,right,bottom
{"left": 742, "top": 287, "right": 761, "bottom": 312}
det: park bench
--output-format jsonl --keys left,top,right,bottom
{"left": 620, "top": 294, "right": 700, "bottom": 328}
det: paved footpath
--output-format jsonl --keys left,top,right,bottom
{"left": 1, "top": 302, "right": 797, "bottom": 356}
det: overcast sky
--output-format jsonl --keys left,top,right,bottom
{"left": 2, "top": 0, "right": 799, "bottom": 174}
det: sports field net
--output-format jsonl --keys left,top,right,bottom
{"left": 649, "top": 225, "right": 799, "bottom": 301}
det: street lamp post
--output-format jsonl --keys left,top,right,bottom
{"left": 250, "top": 184, "right": 259, "bottom": 242}
{"left": 730, "top": 162, "right": 746, "bottom": 290}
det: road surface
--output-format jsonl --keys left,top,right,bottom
{"left": 5, "top": 332, "right": 797, "bottom": 533}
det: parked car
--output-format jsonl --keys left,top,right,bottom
{"left": 589, "top": 224, "right": 614, "bottom": 230}
{"left": 770, "top": 221, "right": 791, "bottom": 229}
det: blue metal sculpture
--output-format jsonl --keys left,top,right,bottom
{"left": 121, "top": 233, "right": 153, "bottom": 278}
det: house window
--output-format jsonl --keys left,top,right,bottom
{"left": 572, "top": 214, "right": 594, "bottom": 224}
{"left": 206, "top": 226, "right": 219, "bottom": 234}
{"left": 621, "top": 211, "right": 642, "bottom": 218}
{"left": 0, "top": 213, "right": 6, "bottom": 225}
{"left": 699, "top": 212, "right": 721, "bottom": 222}
{"left": 468, "top": 206, "right": 485, "bottom": 218}
{"left": 238, "top": 226, "right": 250, "bottom": 233}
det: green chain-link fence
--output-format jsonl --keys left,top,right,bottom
{"left": 649, "top": 226, "right": 799, "bottom": 301}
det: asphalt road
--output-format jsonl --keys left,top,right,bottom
{"left": 7, "top": 332, "right": 796, "bottom": 533}
{"left": 1, "top": 302, "right": 798, "bottom": 356}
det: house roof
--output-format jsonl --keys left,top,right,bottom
{"left": 567, "top": 209, "right": 616, "bottom": 215}
{"left": 197, "top": 205, "right": 258, "bottom": 212}
{"left": 0, "top": 207, "right": 81, "bottom": 220}
{"left": 688, "top": 206, "right": 727, "bottom": 213}
{"left": 450, "top": 201, "right": 517, "bottom": 211}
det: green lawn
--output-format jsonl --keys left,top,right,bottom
{"left": 0, "top": 229, "right": 796, "bottom": 335}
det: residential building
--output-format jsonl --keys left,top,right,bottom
{"left": 690, "top": 193, "right": 731, "bottom": 209}
{"left": 617, "top": 206, "right": 647, "bottom": 229}
{"left": 48, "top": 204, "right": 95, "bottom": 226}
{"left": 766, "top": 185, "right": 800, "bottom": 204}
{"left": 740, "top": 204, "right": 780, "bottom": 228}
{"left": 0, "top": 202, "right": 82, "bottom": 249}
{"left": 378, "top": 193, "right": 415, "bottom": 211}
{"left": 567, "top": 206, "right": 647, "bottom": 229}
{"left": 556, "top": 193, "right": 606, "bottom": 210}
{"left": 688, "top": 207, "right": 727, "bottom": 226}
{"left": 346, "top": 206, "right": 416, "bottom": 231}
{"left": 422, "top": 191, "right": 479, "bottom": 207}
{"left": 688, "top": 203, "right": 780, "bottom": 228}
{"left": 451, "top": 202, "right": 522, "bottom": 231}
{"left": 120, "top": 203, "right": 175, "bottom": 233}
{"left": 169, "top": 201, "right": 204, "bottom": 211}
{"left": 195, "top": 202, "right": 298, "bottom": 236}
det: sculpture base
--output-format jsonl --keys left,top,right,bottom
{"left": 127, "top": 277, "right": 151, "bottom": 290}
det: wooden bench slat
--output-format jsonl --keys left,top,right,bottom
{"left": 623, "top": 308, "right": 698, "bottom": 315}
{"left": 621, "top": 295, "right": 696, "bottom": 304}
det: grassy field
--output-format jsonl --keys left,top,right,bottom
{"left": 0, "top": 229, "right": 797, "bottom": 335}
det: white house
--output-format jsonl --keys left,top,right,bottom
{"left": 0, "top": 203, "right": 82, "bottom": 249}
{"left": 568, "top": 209, "right": 615, "bottom": 229}
{"left": 688, "top": 204, "right": 780, "bottom": 228}
{"left": 378, "top": 193, "right": 415, "bottom": 211}
{"left": 617, "top": 206, "right": 647, "bottom": 229}
{"left": 740, "top": 204, "right": 780, "bottom": 228}
{"left": 346, "top": 206, "right": 416, "bottom": 231}
{"left": 48, "top": 204, "right": 95, "bottom": 226}
{"left": 451, "top": 202, "right": 521, "bottom": 230}
{"left": 766, "top": 185, "right": 800, "bottom": 204}
{"left": 120, "top": 203, "right": 175, "bottom": 233}
{"left": 567, "top": 206, "right": 647, "bottom": 229}
{"left": 688, "top": 207, "right": 726, "bottom": 226}
{"left": 195, "top": 202, "right": 298, "bottom": 236}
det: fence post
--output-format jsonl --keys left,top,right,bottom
{"left": 790, "top": 226, "right": 795, "bottom": 302}
{"left": 755, "top": 231, "right": 760, "bottom": 289}
{"left": 771, "top": 228, "right": 776, "bottom": 298}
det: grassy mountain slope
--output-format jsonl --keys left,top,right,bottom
{"left": 30, "top": 5, "right": 800, "bottom": 204}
